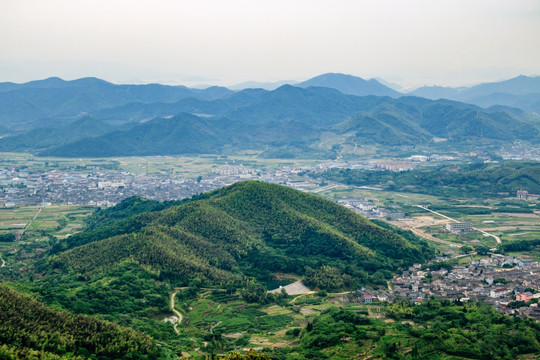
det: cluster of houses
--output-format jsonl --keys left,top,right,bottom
{"left": 499, "top": 142, "right": 540, "bottom": 161}
{"left": 0, "top": 167, "right": 226, "bottom": 207}
{"left": 342, "top": 254, "right": 540, "bottom": 320}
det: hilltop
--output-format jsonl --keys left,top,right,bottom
{"left": 297, "top": 73, "right": 401, "bottom": 98}
{"left": 50, "top": 181, "right": 433, "bottom": 288}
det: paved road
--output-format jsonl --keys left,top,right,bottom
{"left": 170, "top": 291, "right": 183, "bottom": 335}
{"left": 415, "top": 205, "right": 501, "bottom": 244}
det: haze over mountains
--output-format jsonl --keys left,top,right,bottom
{"left": 410, "top": 75, "right": 540, "bottom": 113}
{"left": 0, "top": 73, "right": 539, "bottom": 157}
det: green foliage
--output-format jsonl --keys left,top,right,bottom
{"left": 318, "top": 161, "right": 540, "bottom": 198}
{"left": 0, "top": 233, "right": 15, "bottom": 242}
{"left": 0, "top": 284, "right": 159, "bottom": 359}
{"left": 38, "top": 262, "right": 170, "bottom": 319}
{"left": 460, "top": 245, "right": 474, "bottom": 254}
{"left": 218, "top": 349, "right": 270, "bottom": 360}
{"left": 84, "top": 196, "right": 184, "bottom": 230}
{"left": 303, "top": 265, "right": 351, "bottom": 291}
{"left": 281, "top": 300, "right": 540, "bottom": 360}
{"left": 384, "top": 299, "right": 540, "bottom": 360}
{"left": 49, "top": 181, "right": 434, "bottom": 289}
{"left": 499, "top": 238, "right": 540, "bottom": 253}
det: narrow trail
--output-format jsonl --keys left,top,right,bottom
{"left": 170, "top": 291, "right": 183, "bottom": 335}
{"left": 209, "top": 321, "right": 222, "bottom": 334}
{"left": 23, "top": 206, "right": 44, "bottom": 234}
{"left": 0, "top": 254, "right": 5, "bottom": 268}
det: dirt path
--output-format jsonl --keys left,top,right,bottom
{"left": 23, "top": 206, "right": 44, "bottom": 234}
{"left": 210, "top": 321, "right": 222, "bottom": 334}
{"left": 0, "top": 254, "right": 5, "bottom": 268}
{"left": 170, "top": 291, "right": 183, "bottom": 335}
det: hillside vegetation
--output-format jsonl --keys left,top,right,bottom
{"left": 271, "top": 299, "right": 540, "bottom": 360}
{"left": 49, "top": 181, "right": 433, "bottom": 289}
{"left": 317, "top": 161, "right": 540, "bottom": 198}
{"left": 0, "top": 283, "right": 159, "bottom": 359}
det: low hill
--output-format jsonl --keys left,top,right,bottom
{"left": 0, "top": 283, "right": 159, "bottom": 359}
{"left": 50, "top": 181, "right": 434, "bottom": 288}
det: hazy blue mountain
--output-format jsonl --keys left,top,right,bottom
{"left": 35, "top": 91, "right": 539, "bottom": 157}
{"left": 39, "top": 113, "right": 235, "bottom": 157}
{"left": 0, "top": 77, "right": 234, "bottom": 130}
{"left": 229, "top": 80, "right": 298, "bottom": 90}
{"left": 466, "top": 92, "right": 540, "bottom": 114}
{"left": 461, "top": 75, "right": 540, "bottom": 97}
{"left": 223, "top": 85, "right": 390, "bottom": 126}
{"left": 408, "top": 75, "right": 540, "bottom": 113}
{"left": 374, "top": 77, "right": 406, "bottom": 92}
{"left": 333, "top": 96, "right": 538, "bottom": 146}
{"left": 297, "top": 73, "right": 401, "bottom": 98}
{"left": 408, "top": 86, "right": 461, "bottom": 100}
{"left": 88, "top": 88, "right": 268, "bottom": 124}
{"left": 1, "top": 76, "right": 539, "bottom": 157}
{"left": 0, "top": 116, "right": 115, "bottom": 152}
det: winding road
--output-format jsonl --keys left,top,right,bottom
{"left": 170, "top": 291, "right": 183, "bottom": 335}
{"left": 0, "top": 254, "right": 5, "bottom": 268}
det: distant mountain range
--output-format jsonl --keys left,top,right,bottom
{"left": 409, "top": 75, "right": 540, "bottom": 113}
{"left": 0, "top": 73, "right": 539, "bottom": 157}
{"left": 0, "top": 76, "right": 233, "bottom": 130}
{"left": 296, "top": 73, "right": 401, "bottom": 98}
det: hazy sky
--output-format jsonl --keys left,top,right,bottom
{"left": 1, "top": 0, "right": 539, "bottom": 88}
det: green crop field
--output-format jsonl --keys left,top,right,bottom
{"left": 0, "top": 205, "right": 94, "bottom": 277}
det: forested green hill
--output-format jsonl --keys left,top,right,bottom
{"left": 50, "top": 181, "right": 433, "bottom": 289}
{"left": 0, "top": 283, "right": 159, "bottom": 359}
{"left": 317, "top": 161, "right": 540, "bottom": 198}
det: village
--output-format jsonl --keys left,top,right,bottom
{"left": 343, "top": 253, "right": 540, "bottom": 320}
{"left": 0, "top": 157, "right": 428, "bottom": 208}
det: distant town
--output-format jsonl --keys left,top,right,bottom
{"left": 0, "top": 155, "right": 449, "bottom": 208}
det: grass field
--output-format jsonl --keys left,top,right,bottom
{"left": 0, "top": 205, "right": 93, "bottom": 277}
